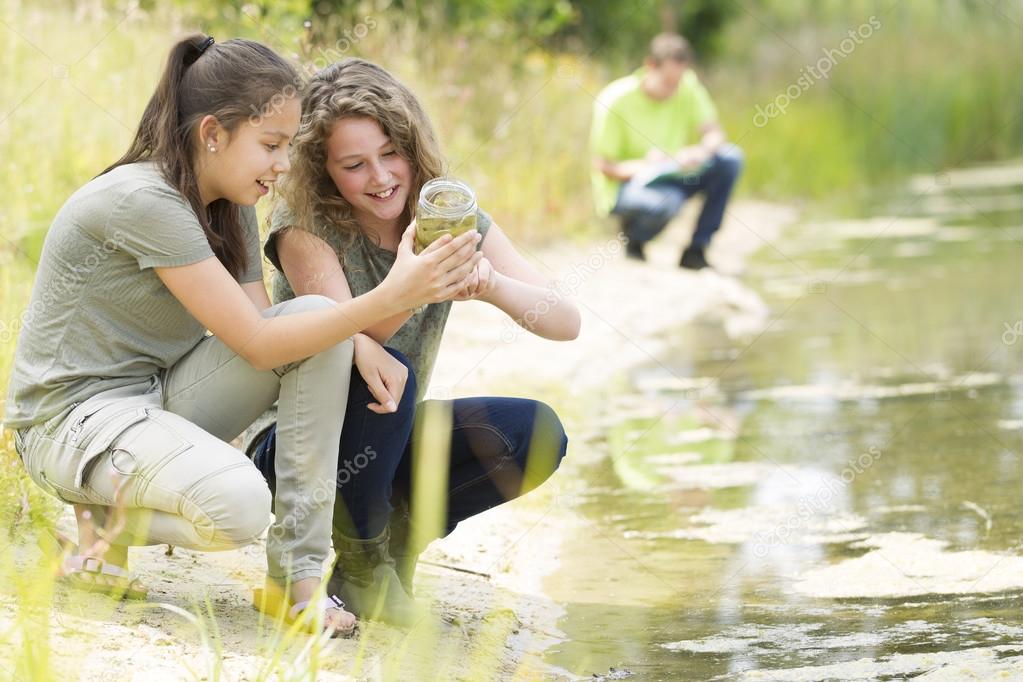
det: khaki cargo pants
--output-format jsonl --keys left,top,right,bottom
{"left": 15, "top": 295, "right": 353, "bottom": 583}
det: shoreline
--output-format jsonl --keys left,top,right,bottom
{"left": 424, "top": 197, "right": 797, "bottom": 678}
{"left": 5, "top": 198, "right": 798, "bottom": 680}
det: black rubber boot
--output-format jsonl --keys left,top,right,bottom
{"left": 327, "top": 526, "right": 420, "bottom": 628}
{"left": 625, "top": 239, "right": 647, "bottom": 261}
{"left": 680, "top": 245, "right": 710, "bottom": 270}
{"left": 387, "top": 500, "right": 424, "bottom": 595}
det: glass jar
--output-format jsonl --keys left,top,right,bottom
{"left": 415, "top": 178, "right": 477, "bottom": 253}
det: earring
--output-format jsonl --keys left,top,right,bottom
{"left": 207, "top": 144, "right": 217, "bottom": 152}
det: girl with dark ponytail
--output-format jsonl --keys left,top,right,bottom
{"left": 6, "top": 35, "right": 481, "bottom": 637}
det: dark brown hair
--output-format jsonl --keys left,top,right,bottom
{"left": 102, "top": 35, "right": 301, "bottom": 277}
{"left": 649, "top": 33, "right": 692, "bottom": 65}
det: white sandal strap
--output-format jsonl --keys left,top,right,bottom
{"left": 288, "top": 594, "right": 347, "bottom": 621}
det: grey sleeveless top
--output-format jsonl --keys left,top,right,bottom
{"left": 264, "top": 203, "right": 491, "bottom": 399}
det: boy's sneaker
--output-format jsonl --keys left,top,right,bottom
{"left": 680, "top": 246, "right": 710, "bottom": 270}
{"left": 625, "top": 240, "right": 647, "bottom": 261}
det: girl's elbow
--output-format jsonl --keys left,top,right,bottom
{"left": 557, "top": 314, "right": 582, "bottom": 341}
{"left": 566, "top": 309, "right": 582, "bottom": 340}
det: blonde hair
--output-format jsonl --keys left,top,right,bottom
{"left": 281, "top": 58, "right": 445, "bottom": 248}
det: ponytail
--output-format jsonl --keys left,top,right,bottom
{"left": 102, "top": 35, "right": 300, "bottom": 278}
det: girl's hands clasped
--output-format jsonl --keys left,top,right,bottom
{"left": 452, "top": 257, "right": 498, "bottom": 301}
{"left": 383, "top": 221, "right": 482, "bottom": 311}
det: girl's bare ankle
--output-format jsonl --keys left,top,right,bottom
{"left": 72, "top": 504, "right": 129, "bottom": 567}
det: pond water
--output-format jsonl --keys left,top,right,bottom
{"left": 544, "top": 165, "right": 1023, "bottom": 680}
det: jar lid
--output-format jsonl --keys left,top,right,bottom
{"left": 419, "top": 178, "right": 476, "bottom": 218}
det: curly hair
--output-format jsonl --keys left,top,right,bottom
{"left": 281, "top": 58, "right": 446, "bottom": 250}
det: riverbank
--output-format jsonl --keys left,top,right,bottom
{"left": 1, "top": 198, "right": 797, "bottom": 680}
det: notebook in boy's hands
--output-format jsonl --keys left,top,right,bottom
{"left": 633, "top": 158, "right": 708, "bottom": 186}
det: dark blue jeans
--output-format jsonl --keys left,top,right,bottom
{"left": 612, "top": 144, "right": 744, "bottom": 249}
{"left": 252, "top": 349, "right": 568, "bottom": 541}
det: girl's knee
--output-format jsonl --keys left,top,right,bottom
{"left": 268, "top": 296, "right": 354, "bottom": 374}
{"left": 303, "top": 335, "right": 355, "bottom": 372}
{"left": 506, "top": 401, "right": 567, "bottom": 496}
{"left": 532, "top": 401, "right": 569, "bottom": 467}
{"left": 716, "top": 144, "right": 745, "bottom": 176}
{"left": 277, "top": 294, "right": 337, "bottom": 314}
{"left": 191, "top": 466, "right": 273, "bottom": 548}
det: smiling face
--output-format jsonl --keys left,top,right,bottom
{"left": 324, "top": 115, "right": 412, "bottom": 235}
{"left": 199, "top": 96, "right": 301, "bottom": 206}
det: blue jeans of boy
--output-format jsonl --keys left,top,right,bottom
{"left": 251, "top": 348, "right": 568, "bottom": 542}
{"left": 613, "top": 144, "right": 744, "bottom": 249}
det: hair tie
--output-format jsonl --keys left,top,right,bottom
{"left": 185, "top": 36, "right": 215, "bottom": 66}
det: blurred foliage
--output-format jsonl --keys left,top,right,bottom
{"left": 710, "top": 0, "right": 1023, "bottom": 201}
{"left": 3, "top": 0, "right": 1022, "bottom": 251}
{"left": 165, "top": 0, "right": 739, "bottom": 65}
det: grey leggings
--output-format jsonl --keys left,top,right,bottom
{"left": 16, "top": 295, "right": 352, "bottom": 583}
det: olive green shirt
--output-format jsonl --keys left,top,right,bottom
{"left": 264, "top": 203, "right": 491, "bottom": 399}
{"left": 4, "top": 161, "right": 263, "bottom": 430}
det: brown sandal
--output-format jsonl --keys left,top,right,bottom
{"left": 38, "top": 530, "right": 148, "bottom": 600}
{"left": 60, "top": 555, "right": 148, "bottom": 600}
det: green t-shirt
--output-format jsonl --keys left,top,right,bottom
{"left": 264, "top": 203, "right": 491, "bottom": 400}
{"left": 4, "top": 161, "right": 263, "bottom": 429}
{"left": 590, "top": 67, "right": 718, "bottom": 215}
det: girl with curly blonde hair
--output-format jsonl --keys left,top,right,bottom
{"left": 249, "top": 58, "right": 580, "bottom": 626}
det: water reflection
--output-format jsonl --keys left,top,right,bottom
{"left": 545, "top": 167, "right": 1023, "bottom": 679}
